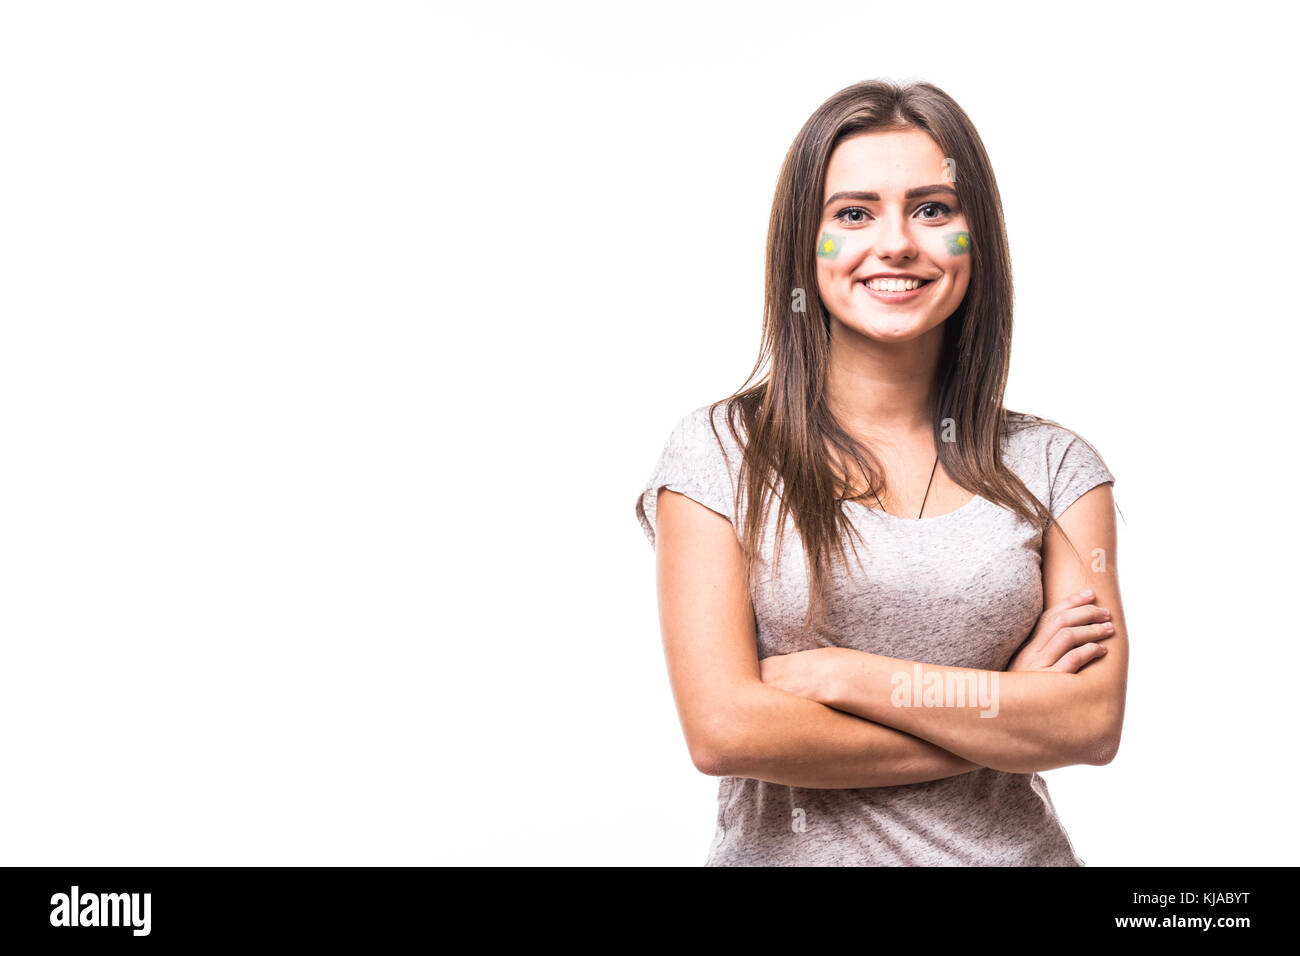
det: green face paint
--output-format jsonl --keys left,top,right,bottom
{"left": 944, "top": 231, "right": 972, "bottom": 255}
{"left": 816, "top": 232, "right": 843, "bottom": 259}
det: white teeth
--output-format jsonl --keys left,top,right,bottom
{"left": 865, "top": 277, "right": 926, "bottom": 292}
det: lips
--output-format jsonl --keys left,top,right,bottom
{"left": 859, "top": 277, "right": 935, "bottom": 303}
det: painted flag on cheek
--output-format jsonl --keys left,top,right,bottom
{"left": 944, "top": 231, "right": 972, "bottom": 255}
{"left": 816, "top": 232, "right": 842, "bottom": 259}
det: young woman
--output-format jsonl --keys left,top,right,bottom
{"left": 633, "top": 80, "right": 1127, "bottom": 866}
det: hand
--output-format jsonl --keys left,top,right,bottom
{"left": 759, "top": 646, "right": 855, "bottom": 704}
{"left": 1008, "top": 590, "right": 1113, "bottom": 673}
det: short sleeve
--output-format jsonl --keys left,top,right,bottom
{"left": 634, "top": 406, "right": 740, "bottom": 550}
{"left": 1047, "top": 430, "right": 1115, "bottom": 523}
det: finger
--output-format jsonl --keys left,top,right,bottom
{"left": 1052, "top": 590, "right": 1098, "bottom": 615}
{"left": 1043, "top": 621, "right": 1115, "bottom": 663}
{"left": 1040, "top": 591, "right": 1104, "bottom": 635}
{"left": 1056, "top": 603, "right": 1113, "bottom": 629}
{"left": 1049, "top": 642, "right": 1109, "bottom": 674}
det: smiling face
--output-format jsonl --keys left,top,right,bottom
{"left": 816, "top": 129, "right": 972, "bottom": 344}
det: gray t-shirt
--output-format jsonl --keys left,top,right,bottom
{"left": 634, "top": 402, "right": 1116, "bottom": 866}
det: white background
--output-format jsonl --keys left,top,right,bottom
{"left": 1, "top": 1, "right": 1295, "bottom": 865}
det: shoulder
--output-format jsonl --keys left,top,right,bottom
{"left": 1000, "top": 410, "right": 1116, "bottom": 520}
{"left": 634, "top": 399, "right": 746, "bottom": 548}
{"left": 673, "top": 400, "right": 746, "bottom": 465}
{"left": 1001, "top": 410, "right": 1105, "bottom": 462}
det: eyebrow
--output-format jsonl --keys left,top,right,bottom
{"left": 823, "top": 183, "right": 958, "bottom": 210}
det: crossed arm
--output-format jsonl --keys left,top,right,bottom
{"left": 653, "top": 483, "right": 1128, "bottom": 787}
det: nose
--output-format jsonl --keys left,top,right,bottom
{"left": 873, "top": 211, "right": 917, "bottom": 262}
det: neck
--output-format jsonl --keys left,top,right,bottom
{"left": 825, "top": 320, "right": 945, "bottom": 440}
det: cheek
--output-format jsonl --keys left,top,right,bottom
{"left": 815, "top": 230, "right": 862, "bottom": 295}
{"left": 815, "top": 230, "right": 867, "bottom": 271}
{"left": 815, "top": 230, "right": 845, "bottom": 261}
{"left": 934, "top": 231, "right": 973, "bottom": 302}
{"left": 815, "top": 259, "right": 842, "bottom": 304}
{"left": 920, "top": 228, "right": 974, "bottom": 263}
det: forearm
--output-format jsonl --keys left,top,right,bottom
{"left": 820, "top": 651, "right": 1117, "bottom": 773}
{"left": 697, "top": 683, "right": 983, "bottom": 788}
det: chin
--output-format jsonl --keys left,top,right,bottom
{"left": 852, "top": 315, "right": 936, "bottom": 342}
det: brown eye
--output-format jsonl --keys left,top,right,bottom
{"left": 916, "top": 202, "right": 952, "bottom": 220}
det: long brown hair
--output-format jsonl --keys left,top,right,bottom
{"left": 707, "top": 79, "right": 1107, "bottom": 632}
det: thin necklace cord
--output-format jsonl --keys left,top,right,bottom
{"left": 873, "top": 453, "right": 940, "bottom": 519}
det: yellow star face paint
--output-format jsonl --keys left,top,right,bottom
{"left": 944, "top": 231, "right": 972, "bottom": 255}
{"left": 816, "top": 232, "right": 843, "bottom": 259}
